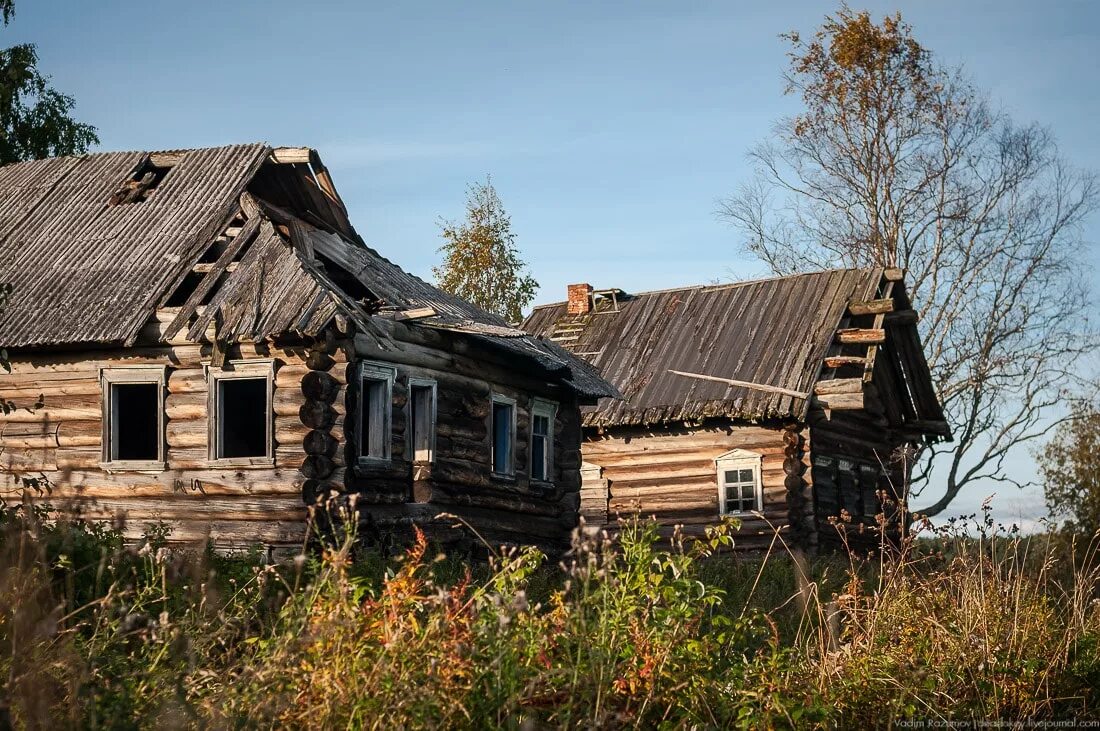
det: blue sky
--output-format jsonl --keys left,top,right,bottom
{"left": 6, "top": 0, "right": 1099, "bottom": 526}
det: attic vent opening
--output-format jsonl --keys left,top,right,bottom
{"left": 109, "top": 158, "right": 172, "bottom": 205}
{"left": 315, "top": 251, "right": 375, "bottom": 306}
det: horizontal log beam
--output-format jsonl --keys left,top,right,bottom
{"left": 813, "top": 378, "right": 864, "bottom": 396}
{"left": 883, "top": 267, "right": 904, "bottom": 281}
{"left": 812, "top": 392, "right": 865, "bottom": 411}
{"left": 836, "top": 328, "right": 885, "bottom": 344}
{"left": 884, "top": 309, "right": 918, "bottom": 325}
{"left": 847, "top": 298, "right": 894, "bottom": 316}
{"left": 823, "top": 355, "right": 866, "bottom": 369}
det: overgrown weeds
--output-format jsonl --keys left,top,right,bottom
{"left": 1, "top": 500, "right": 1098, "bottom": 729}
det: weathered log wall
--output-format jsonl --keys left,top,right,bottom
{"left": 350, "top": 321, "right": 583, "bottom": 554}
{"left": 0, "top": 316, "right": 323, "bottom": 553}
{"left": 807, "top": 385, "right": 912, "bottom": 552}
{"left": 579, "top": 422, "right": 802, "bottom": 551}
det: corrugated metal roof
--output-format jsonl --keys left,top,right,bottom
{"left": 0, "top": 144, "right": 269, "bottom": 348}
{"left": 523, "top": 269, "right": 883, "bottom": 427}
{"left": 0, "top": 144, "right": 617, "bottom": 400}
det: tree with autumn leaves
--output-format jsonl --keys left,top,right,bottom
{"left": 434, "top": 177, "right": 538, "bottom": 324}
{"left": 721, "top": 7, "right": 1098, "bottom": 517}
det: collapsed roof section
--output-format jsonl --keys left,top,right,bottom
{"left": 0, "top": 144, "right": 618, "bottom": 401}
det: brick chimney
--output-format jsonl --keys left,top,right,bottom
{"left": 567, "top": 283, "right": 593, "bottom": 315}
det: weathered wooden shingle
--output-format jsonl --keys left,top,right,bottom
{"left": 523, "top": 269, "right": 885, "bottom": 426}
{"left": 0, "top": 144, "right": 617, "bottom": 401}
{"left": 0, "top": 144, "right": 269, "bottom": 348}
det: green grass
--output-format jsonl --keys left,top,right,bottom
{"left": 2, "top": 503, "right": 1099, "bottom": 729}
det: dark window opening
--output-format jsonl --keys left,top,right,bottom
{"left": 316, "top": 252, "right": 376, "bottom": 306}
{"left": 492, "top": 400, "right": 514, "bottom": 475}
{"left": 109, "top": 159, "right": 171, "bottom": 206}
{"left": 216, "top": 377, "right": 269, "bottom": 458}
{"left": 110, "top": 383, "right": 160, "bottom": 461}
{"left": 359, "top": 377, "right": 389, "bottom": 460}
{"left": 410, "top": 384, "right": 434, "bottom": 462}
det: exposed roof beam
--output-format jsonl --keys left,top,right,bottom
{"left": 814, "top": 377, "right": 863, "bottom": 396}
{"left": 884, "top": 309, "right": 918, "bottom": 325}
{"left": 848, "top": 298, "right": 895, "bottom": 316}
{"left": 836, "top": 328, "right": 885, "bottom": 344}
{"left": 824, "top": 355, "right": 866, "bottom": 368}
{"left": 271, "top": 147, "right": 313, "bottom": 164}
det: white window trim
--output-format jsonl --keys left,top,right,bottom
{"left": 208, "top": 359, "right": 275, "bottom": 466}
{"left": 529, "top": 398, "right": 557, "bottom": 483}
{"left": 490, "top": 393, "right": 517, "bottom": 478}
{"left": 100, "top": 365, "right": 167, "bottom": 471}
{"left": 357, "top": 361, "right": 396, "bottom": 464}
{"left": 407, "top": 377, "right": 437, "bottom": 464}
{"left": 715, "top": 448, "right": 763, "bottom": 516}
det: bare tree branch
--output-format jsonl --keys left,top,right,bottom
{"left": 718, "top": 8, "right": 1099, "bottom": 516}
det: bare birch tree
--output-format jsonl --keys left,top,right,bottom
{"left": 719, "top": 8, "right": 1098, "bottom": 515}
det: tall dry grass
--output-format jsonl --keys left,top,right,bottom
{"left": 1, "top": 498, "right": 1098, "bottom": 729}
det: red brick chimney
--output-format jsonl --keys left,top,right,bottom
{"left": 567, "top": 283, "right": 593, "bottom": 315}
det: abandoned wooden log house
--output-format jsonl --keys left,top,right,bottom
{"left": 0, "top": 143, "right": 617, "bottom": 556}
{"left": 522, "top": 270, "right": 951, "bottom": 551}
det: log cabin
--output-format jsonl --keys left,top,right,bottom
{"left": 522, "top": 270, "right": 951, "bottom": 551}
{"left": 0, "top": 144, "right": 617, "bottom": 557}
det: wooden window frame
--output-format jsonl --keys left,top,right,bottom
{"left": 100, "top": 365, "right": 167, "bottom": 471}
{"left": 529, "top": 398, "right": 557, "bottom": 483}
{"left": 208, "top": 360, "right": 275, "bottom": 467}
{"left": 715, "top": 449, "right": 763, "bottom": 516}
{"left": 407, "top": 377, "right": 437, "bottom": 464}
{"left": 490, "top": 393, "right": 517, "bottom": 478}
{"left": 357, "top": 361, "right": 396, "bottom": 464}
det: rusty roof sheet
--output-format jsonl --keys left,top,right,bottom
{"left": 523, "top": 269, "right": 883, "bottom": 427}
{"left": 0, "top": 144, "right": 269, "bottom": 348}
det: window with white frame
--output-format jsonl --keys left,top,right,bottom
{"left": 408, "top": 378, "right": 436, "bottom": 463}
{"left": 209, "top": 362, "right": 273, "bottom": 461}
{"left": 358, "top": 362, "right": 395, "bottom": 462}
{"left": 490, "top": 394, "right": 516, "bottom": 476}
{"left": 101, "top": 366, "right": 166, "bottom": 468}
{"left": 529, "top": 399, "right": 557, "bottom": 482}
{"left": 715, "top": 449, "right": 763, "bottom": 515}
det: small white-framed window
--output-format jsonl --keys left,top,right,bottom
{"left": 358, "top": 361, "right": 395, "bottom": 462}
{"left": 490, "top": 394, "right": 517, "bottom": 477}
{"left": 715, "top": 449, "right": 763, "bottom": 515}
{"left": 209, "top": 361, "right": 274, "bottom": 463}
{"left": 529, "top": 398, "right": 557, "bottom": 482}
{"left": 407, "top": 378, "right": 437, "bottom": 463}
{"left": 100, "top": 366, "right": 167, "bottom": 469}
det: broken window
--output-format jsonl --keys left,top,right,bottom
{"left": 358, "top": 362, "right": 395, "bottom": 462}
{"left": 491, "top": 395, "right": 516, "bottom": 477}
{"left": 101, "top": 367, "right": 166, "bottom": 467}
{"left": 529, "top": 399, "right": 556, "bottom": 482}
{"left": 408, "top": 379, "right": 436, "bottom": 463}
{"left": 210, "top": 366, "right": 272, "bottom": 461}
